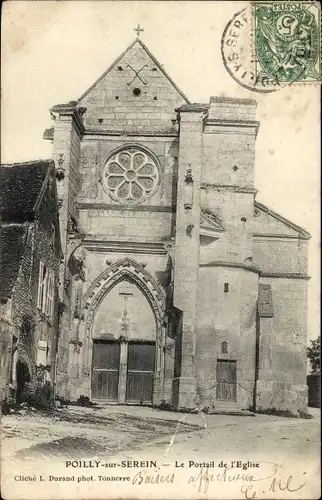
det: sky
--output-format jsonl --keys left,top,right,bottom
{"left": 1, "top": 1, "right": 320, "bottom": 341}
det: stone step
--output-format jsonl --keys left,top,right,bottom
{"left": 213, "top": 402, "right": 245, "bottom": 413}
{"left": 214, "top": 402, "right": 241, "bottom": 408}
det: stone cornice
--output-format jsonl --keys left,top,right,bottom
{"left": 50, "top": 104, "right": 85, "bottom": 137}
{"left": 210, "top": 97, "right": 257, "bottom": 107}
{"left": 82, "top": 239, "right": 167, "bottom": 255}
{"left": 199, "top": 261, "right": 261, "bottom": 274}
{"left": 204, "top": 119, "right": 260, "bottom": 136}
{"left": 199, "top": 262, "right": 310, "bottom": 280}
{"left": 77, "top": 202, "right": 175, "bottom": 212}
{"left": 201, "top": 183, "right": 257, "bottom": 194}
{"left": 83, "top": 133, "right": 179, "bottom": 142}
{"left": 205, "top": 118, "right": 259, "bottom": 127}
{"left": 175, "top": 103, "right": 209, "bottom": 113}
{"left": 253, "top": 233, "right": 310, "bottom": 241}
{"left": 83, "top": 129, "right": 178, "bottom": 138}
{"left": 261, "top": 272, "right": 310, "bottom": 280}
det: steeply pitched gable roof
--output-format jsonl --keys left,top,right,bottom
{"left": 79, "top": 38, "right": 190, "bottom": 103}
{"left": 0, "top": 160, "right": 54, "bottom": 222}
{"left": 76, "top": 38, "right": 189, "bottom": 134}
{"left": 254, "top": 201, "right": 311, "bottom": 239}
{"left": 0, "top": 224, "right": 28, "bottom": 300}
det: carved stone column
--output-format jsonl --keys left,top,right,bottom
{"left": 118, "top": 340, "right": 128, "bottom": 403}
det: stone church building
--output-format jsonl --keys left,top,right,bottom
{"left": 45, "top": 37, "right": 310, "bottom": 412}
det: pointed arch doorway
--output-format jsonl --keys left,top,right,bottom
{"left": 91, "top": 278, "right": 157, "bottom": 403}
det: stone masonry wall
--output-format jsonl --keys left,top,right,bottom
{"left": 79, "top": 40, "right": 187, "bottom": 134}
{"left": 53, "top": 115, "right": 82, "bottom": 256}
{"left": 173, "top": 109, "right": 204, "bottom": 409}
{"left": 202, "top": 132, "right": 256, "bottom": 187}
{"left": 253, "top": 238, "right": 308, "bottom": 274}
{"left": 200, "top": 188, "right": 254, "bottom": 264}
{"left": 11, "top": 225, "right": 35, "bottom": 371}
{"left": 10, "top": 177, "right": 60, "bottom": 390}
{"left": 52, "top": 112, "right": 82, "bottom": 399}
{"left": 202, "top": 97, "right": 257, "bottom": 188}
{"left": 79, "top": 137, "right": 179, "bottom": 208}
{"left": 256, "top": 276, "right": 308, "bottom": 412}
{"left": 196, "top": 266, "right": 258, "bottom": 410}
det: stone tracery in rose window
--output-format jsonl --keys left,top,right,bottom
{"left": 103, "top": 147, "right": 159, "bottom": 203}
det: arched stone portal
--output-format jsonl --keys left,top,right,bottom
{"left": 81, "top": 259, "right": 171, "bottom": 405}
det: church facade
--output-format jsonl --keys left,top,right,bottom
{"left": 45, "top": 38, "right": 310, "bottom": 412}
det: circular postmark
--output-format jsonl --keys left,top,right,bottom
{"left": 221, "top": 8, "right": 280, "bottom": 93}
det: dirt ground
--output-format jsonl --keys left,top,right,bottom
{"left": 2, "top": 404, "right": 320, "bottom": 461}
{"left": 1, "top": 404, "right": 200, "bottom": 461}
{"left": 1, "top": 404, "right": 320, "bottom": 500}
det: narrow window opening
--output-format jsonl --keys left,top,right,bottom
{"left": 221, "top": 341, "right": 228, "bottom": 354}
{"left": 224, "top": 283, "right": 229, "bottom": 293}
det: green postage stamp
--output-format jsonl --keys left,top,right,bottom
{"left": 252, "top": 1, "right": 321, "bottom": 84}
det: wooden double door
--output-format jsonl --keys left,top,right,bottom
{"left": 216, "top": 360, "right": 237, "bottom": 401}
{"left": 91, "top": 340, "right": 155, "bottom": 403}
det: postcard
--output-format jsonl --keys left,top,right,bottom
{"left": 1, "top": 1, "right": 320, "bottom": 499}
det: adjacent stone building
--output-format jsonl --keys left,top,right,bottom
{"left": 44, "top": 38, "right": 310, "bottom": 412}
{"left": 0, "top": 160, "right": 61, "bottom": 403}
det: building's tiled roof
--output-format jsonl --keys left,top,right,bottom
{"left": 0, "top": 160, "right": 52, "bottom": 222}
{"left": 0, "top": 225, "right": 27, "bottom": 300}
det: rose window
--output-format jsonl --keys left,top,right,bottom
{"left": 103, "top": 147, "right": 159, "bottom": 203}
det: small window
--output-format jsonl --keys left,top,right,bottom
{"left": 37, "top": 261, "right": 54, "bottom": 320}
{"left": 133, "top": 88, "right": 141, "bottom": 97}
{"left": 221, "top": 341, "right": 228, "bottom": 354}
{"left": 37, "top": 261, "right": 47, "bottom": 310}
{"left": 224, "top": 283, "right": 229, "bottom": 293}
{"left": 46, "top": 271, "right": 54, "bottom": 320}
